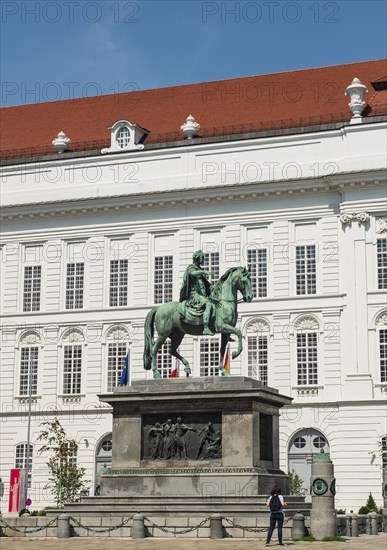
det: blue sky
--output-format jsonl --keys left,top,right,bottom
{"left": 1, "top": 0, "right": 386, "bottom": 107}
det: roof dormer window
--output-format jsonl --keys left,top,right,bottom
{"left": 116, "top": 126, "right": 130, "bottom": 149}
{"left": 101, "top": 120, "right": 149, "bottom": 154}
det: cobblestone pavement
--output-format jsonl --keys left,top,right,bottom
{"left": 0, "top": 535, "right": 385, "bottom": 550}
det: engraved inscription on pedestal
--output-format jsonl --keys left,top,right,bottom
{"left": 142, "top": 413, "right": 222, "bottom": 460}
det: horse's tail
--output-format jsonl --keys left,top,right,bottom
{"left": 143, "top": 307, "right": 157, "bottom": 370}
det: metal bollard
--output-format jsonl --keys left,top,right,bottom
{"left": 210, "top": 514, "right": 224, "bottom": 539}
{"left": 292, "top": 513, "right": 306, "bottom": 539}
{"left": 370, "top": 512, "right": 379, "bottom": 535}
{"left": 57, "top": 514, "right": 70, "bottom": 538}
{"left": 132, "top": 514, "right": 146, "bottom": 539}
{"left": 351, "top": 514, "right": 359, "bottom": 537}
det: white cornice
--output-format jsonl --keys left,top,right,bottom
{"left": 0, "top": 170, "right": 385, "bottom": 222}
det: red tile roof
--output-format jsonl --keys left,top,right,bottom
{"left": 1, "top": 59, "right": 386, "bottom": 159}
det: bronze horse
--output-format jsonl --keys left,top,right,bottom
{"left": 143, "top": 266, "right": 253, "bottom": 378}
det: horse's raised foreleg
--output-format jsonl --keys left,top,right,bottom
{"left": 170, "top": 330, "right": 191, "bottom": 377}
{"left": 219, "top": 324, "right": 243, "bottom": 361}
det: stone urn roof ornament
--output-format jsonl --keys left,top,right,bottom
{"left": 345, "top": 78, "right": 368, "bottom": 124}
{"left": 52, "top": 131, "right": 71, "bottom": 153}
{"left": 181, "top": 114, "right": 200, "bottom": 140}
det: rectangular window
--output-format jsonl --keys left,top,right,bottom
{"left": 380, "top": 329, "right": 387, "bottom": 383}
{"left": 154, "top": 256, "right": 173, "bottom": 304}
{"left": 377, "top": 239, "right": 387, "bottom": 290}
{"left": 297, "top": 332, "right": 318, "bottom": 385}
{"left": 247, "top": 335, "right": 268, "bottom": 385}
{"left": 203, "top": 252, "right": 220, "bottom": 285}
{"left": 60, "top": 442, "right": 77, "bottom": 468}
{"left": 296, "top": 245, "right": 316, "bottom": 295}
{"left": 157, "top": 340, "right": 172, "bottom": 378}
{"left": 107, "top": 342, "right": 127, "bottom": 391}
{"left": 65, "top": 263, "right": 84, "bottom": 309}
{"left": 63, "top": 345, "right": 82, "bottom": 394}
{"left": 247, "top": 248, "right": 267, "bottom": 298}
{"left": 23, "top": 266, "right": 41, "bottom": 312}
{"left": 19, "top": 347, "right": 38, "bottom": 396}
{"left": 15, "top": 444, "right": 33, "bottom": 487}
{"left": 200, "top": 338, "right": 220, "bottom": 377}
{"left": 109, "top": 259, "right": 128, "bottom": 307}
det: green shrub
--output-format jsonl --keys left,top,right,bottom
{"left": 322, "top": 536, "right": 345, "bottom": 542}
{"left": 288, "top": 470, "right": 308, "bottom": 496}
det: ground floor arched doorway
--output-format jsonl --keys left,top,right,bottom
{"left": 94, "top": 433, "right": 112, "bottom": 495}
{"left": 288, "top": 428, "right": 330, "bottom": 500}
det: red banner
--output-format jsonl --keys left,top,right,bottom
{"left": 8, "top": 469, "right": 21, "bottom": 513}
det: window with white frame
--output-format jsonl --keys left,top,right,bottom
{"left": 63, "top": 345, "right": 82, "bottom": 394}
{"left": 15, "top": 443, "right": 33, "bottom": 487}
{"left": 19, "top": 347, "right": 38, "bottom": 396}
{"left": 297, "top": 332, "right": 318, "bottom": 385}
{"left": 154, "top": 256, "right": 173, "bottom": 303}
{"left": 377, "top": 239, "right": 387, "bottom": 289}
{"left": 247, "top": 248, "right": 267, "bottom": 298}
{"left": 246, "top": 319, "right": 269, "bottom": 384}
{"left": 200, "top": 338, "right": 220, "bottom": 377}
{"left": 381, "top": 436, "right": 387, "bottom": 468}
{"left": 203, "top": 251, "right": 220, "bottom": 285}
{"left": 107, "top": 342, "right": 127, "bottom": 391}
{"left": 23, "top": 265, "right": 41, "bottom": 312}
{"left": 380, "top": 329, "right": 387, "bottom": 383}
{"left": 296, "top": 245, "right": 316, "bottom": 295}
{"left": 157, "top": 340, "right": 172, "bottom": 378}
{"left": 65, "top": 263, "right": 84, "bottom": 309}
{"left": 60, "top": 442, "right": 78, "bottom": 468}
{"left": 116, "top": 126, "right": 131, "bottom": 149}
{"left": 248, "top": 335, "right": 268, "bottom": 384}
{"left": 109, "top": 259, "right": 128, "bottom": 307}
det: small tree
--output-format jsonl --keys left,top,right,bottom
{"left": 288, "top": 470, "right": 308, "bottom": 496}
{"left": 358, "top": 492, "right": 380, "bottom": 514}
{"left": 37, "top": 418, "right": 88, "bottom": 507}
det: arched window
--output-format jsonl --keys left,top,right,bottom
{"left": 116, "top": 126, "right": 131, "bottom": 149}
{"left": 19, "top": 331, "right": 41, "bottom": 396}
{"left": 105, "top": 325, "right": 129, "bottom": 391}
{"left": 376, "top": 311, "right": 387, "bottom": 383}
{"left": 15, "top": 443, "right": 33, "bottom": 487}
{"left": 62, "top": 328, "right": 84, "bottom": 395}
{"left": 295, "top": 315, "right": 319, "bottom": 386}
{"left": 246, "top": 318, "right": 270, "bottom": 384}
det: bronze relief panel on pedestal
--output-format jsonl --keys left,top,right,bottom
{"left": 142, "top": 413, "right": 222, "bottom": 460}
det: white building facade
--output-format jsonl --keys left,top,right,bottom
{"left": 0, "top": 61, "right": 386, "bottom": 512}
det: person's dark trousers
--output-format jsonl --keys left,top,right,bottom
{"left": 266, "top": 511, "right": 284, "bottom": 544}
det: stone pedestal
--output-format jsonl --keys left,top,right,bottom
{"left": 95, "top": 377, "right": 291, "bottom": 514}
{"left": 310, "top": 450, "right": 337, "bottom": 539}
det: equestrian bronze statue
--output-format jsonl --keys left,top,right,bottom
{"left": 143, "top": 250, "right": 253, "bottom": 378}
